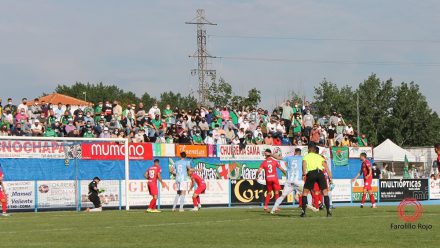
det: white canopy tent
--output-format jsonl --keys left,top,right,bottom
{"left": 373, "top": 139, "right": 417, "bottom": 162}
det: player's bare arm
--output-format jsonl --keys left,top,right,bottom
{"left": 302, "top": 160, "right": 307, "bottom": 177}
{"left": 323, "top": 161, "right": 332, "bottom": 181}
{"left": 158, "top": 173, "right": 167, "bottom": 189}
{"left": 352, "top": 168, "right": 362, "bottom": 182}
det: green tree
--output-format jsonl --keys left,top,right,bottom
{"left": 140, "top": 92, "right": 157, "bottom": 109}
{"left": 207, "top": 78, "right": 233, "bottom": 107}
{"left": 55, "top": 82, "right": 139, "bottom": 106}
{"left": 159, "top": 91, "right": 198, "bottom": 111}
{"left": 388, "top": 82, "right": 440, "bottom": 146}
{"left": 357, "top": 74, "right": 394, "bottom": 145}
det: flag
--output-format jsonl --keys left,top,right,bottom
{"left": 331, "top": 146, "right": 349, "bottom": 166}
{"left": 404, "top": 154, "right": 409, "bottom": 164}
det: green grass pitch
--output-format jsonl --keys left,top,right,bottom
{"left": 0, "top": 206, "right": 438, "bottom": 248}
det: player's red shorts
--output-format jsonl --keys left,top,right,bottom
{"left": 266, "top": 180, "right": 281, "bottom": 192}
{"left": 148, "top": 182, "right": 158, "bottom": 196}
{"left": 313, "top": 182, "right": 320, "bottom": 192}
{"left": 363, "top": 179, "right": 372, "bottom": 191}
{"left": 0, "top": 191, "right": 6, "bottom": 203}
{"left": 195, "top": 183, "right": 206, "bottom": 195}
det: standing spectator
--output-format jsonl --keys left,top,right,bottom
{"left": 149, "top": 103, "right": 161, "bottom": 119}
{"left": 113, "top": 101, "right": 122, "bottom": 120}
{"left": 3, "top": 98, "right": 17, "bottom": 116}
{"left": 54, "top": 103, "right": 64, "bottom": 121}
{"left": 357, "top": 134, "right": 369, "bottom": 147}
{"left": 327, "top": 124, "right": 336, "bottom": 147}
{"left": 344, "top": 123, "right": 354, "bottom": 140}
{"left": 372, "top": 163, "right": 381, "bottom": 179}
{"left": 280, "top": 101, "right": 293, "bottom": 129}
{"left": 329, "top": 111, "right": 339, "bottom": 126}
{"left": 17, "top": 98, "right": 28, "bottom": 115}
{"left": 302, "top": 110, "right": 314, "bottom": 138}
{"left": 318, "top": 115, "right": 329, "bottom": 127}
{"left": 163, "top": 104, "right": 174, "bottom": 126}
{"left": 309, "top": 124, "right": 321, "bottom": 144}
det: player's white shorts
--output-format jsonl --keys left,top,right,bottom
{"left": 282, "top": 180, "right": 304, "bottom": 196}
{"left": 175, "top": 181, "right": 188, "bottom": 191}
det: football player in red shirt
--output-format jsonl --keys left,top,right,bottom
{"left": 0, "top": 171, "right": 9, "bottom": 216}
{"left": 352, "top": 153, "right": 377, "bottom": 208}
{"left": 257, "top": 149, "right": 286, "bottom": 212}
{"left": 188, "top": 169, "right": 206, "bottom": 211}
{"left": 144, "top": 159, "right": 167, "bottom": 213}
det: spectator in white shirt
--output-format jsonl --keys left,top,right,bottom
{"left": 17, "top": 98, "right": 28, "bottom": 115}
{"left": 149, "top": 103, "right": 161, "bottom": 118}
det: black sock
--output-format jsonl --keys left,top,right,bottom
{"left": 301, "top": 196, "right": 307, "bottom": 213}
{"left": 324, "top": 195, "right": 330, "bottom": 212}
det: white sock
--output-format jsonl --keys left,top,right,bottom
{"left": 307, "top": 194, "right": 313, "bottom": 206}
{"left": 271, "top": 195, "right": 286, "bottom": 213}
{"left": 179, "top": 195, "right": 185, "bottom": 210}
{"left": 90, "top": 207, "right": 102, "bottom": 212}
{"left": 172, "top": 194, "right": 180, "bottom": 210}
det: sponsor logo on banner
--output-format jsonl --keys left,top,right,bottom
{"left": 349, "top": 147, "right": 373, "bottom": 158}
{"left": 152, "top": 143, "right": 175, "bottom": 157}
{"left": 379, "top": 179, "right": 429, "bottom": 202}
{"left": 81, "top": 142, "right": 153, "bottom": 160}
{"left": 430, "top": 179, "right": 440, "bottom": 200}
{"left": 231, "top": 179, "right": 291, "bottom": 205}
{"left": 217, "top": 145, "right": 264, "bottom": 160}
{"left": 175, "top": 144, "right": 207, "bottom": 158}
{"left": 81, "top": 180, "right": 122, "bottom": 208}
{"left": 37, "top": 181, "right": 76, "bottom": 208}
{"left": 126, "top": 180, "right": 150, "bottom": 207}
{"left": 159, "top": 179, "right": 229, "bottom": 206}
{"left": 0, "top": 140, "right": 67, "bottom": 159}
{"left": 4, "top": 181, "right": 34, "bottom": 209}
{"left": 331, "top": 179, "right": 351, "bottom": 202}
{"left": 351, "top": 179, "right": 379, "bottom": 202}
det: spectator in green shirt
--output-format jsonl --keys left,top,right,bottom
{"left": 43, "top": 127, "right": 57, "bottom": 137}
{"left": 163, "top": 104, "right": 174, "bottom": 125}
{"left": 357, "top": 134, "right": 368, "bottom": 147}
{"left": 192, "top": 131, "right": 204, "bottom": 145}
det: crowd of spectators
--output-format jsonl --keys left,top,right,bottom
{"left": 0, "top": 97, "right": 369, "bottom": 146}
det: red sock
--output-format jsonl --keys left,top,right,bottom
{"left": 149, "top": 198, "right": 156, "bottom": 209}
{"left": 361, "top": 193, "right": 366, "bottom": 204}
{"left": 274, "top": 192, "right": 279, "bottom": 201}
{"left": 197, "top": 196, "right": 200, "bottom": 205}
{"left": 299, "top": 195, "right": 303, "bottom": 207}
{"left": 264, "top": 193, "right": 271, "bottom": 208}
{"left": 192, "top": 197, "right": 198, "bottom": 208}
{"left": 1, "top": 201, "right": 6, "bottom": 213}
{"left": 312, "top": 194, "right": 320, "bottom": 208}
{"left": 369, "top": 194, "right": 376, "bottom": 204}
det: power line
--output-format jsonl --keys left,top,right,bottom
{"left": 217, "top": 56, "right": 440, "bottom": 67}
{"left": 210, "top": 34, "right": 440, "bottom": 44}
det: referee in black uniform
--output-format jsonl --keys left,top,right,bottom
{"left": 86, "top": 177, "right": 102, "bottom": 212}
{"left": 301, "top": 143, "right": 333, "bottom": 217}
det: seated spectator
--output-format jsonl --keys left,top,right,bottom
{"left": 16, "top": 108, "right": 28, "bottom": 123}
{"left": 381, "top": 163, "right": 395, "bottom": 179}
{"left": 192, "top": 131, "right": 204, "bottom": 145}
{"left": 204, "top": 132, "right": 215, "bottom": 145}
{"left": 340, "top": 135, "right": 351, "bottom": 147}
{"left": 99, "top": 127, "right": 111, "bottom": 139}
{"left": 265, "top": 133, "right": 274, "bottom": 145}
{"left": 309, "top": 124, "right": 321, "bottom": 144}
{"left": 43, "top": 126, "right": 57, "bottom": 137}
{"left": 0, "top": 125, "right": 9, "bottom": 136}
{"left": 65, "top": 119, "right": 76, "bottom": 135}
{"left": 217, "top": 134, "right": 227, "bottom": 145}
{"left": 30, "top": 119, "right": 43, "bottom": 136}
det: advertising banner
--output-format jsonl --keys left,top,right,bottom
{"left": 175, "top": 144, "right": 208, "bottom": 158}
{"left": 349, "top": 147, "right": 373, "bottom": 158}
{"left": 351, "top": 179, "right": 379, "bottom": 202}
{"left": 331, "top": 179, "right": 352, "bottom": 202}
{"left": 217, "top": 145, "right": 264, "bottom": 160}
{"left": 4, "top": 181, "right": 35, "bottom": 210}
{"left": 230, "top": 179, "right": 291, "bottom": 205}
{"left": 430, "top": 179, "right": 440, "bottom": 200}
{"left": 37, "top": 181, "right": 76, "bottom": 208}
{"left": 0, "top": 140, "right": 67, "bottom": 159}
{"left": 159, "top": 179, "right": 229, "bottom": 206}
{"left": 152, "top": 143, "right": 175, "bottom": 157}
{"left": 126, "top": 180, "right": 150, "bottom": 207}
{"left": 80, "top": 180, "right": 122, "bottom": 208}
{"left": 81, "top": 143, "right": 153, "bottom": 160}
{"left": 379, "top": 179, "right": 429, "bottom": 202}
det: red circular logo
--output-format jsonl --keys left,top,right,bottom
{"left": 397, "top": 198, "right": 423, "bottom": 222}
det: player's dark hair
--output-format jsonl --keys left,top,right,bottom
{"left": 295, "top": 148, "right": 302, "bottom": 153}
{"left": 435, "top": 143, "right": 440, "bottom": 149}
{"left": 180, "top": 152, "right": 187, "bottom": 158}
{"left": 307, "top": 143, "right": 317, "bottom": 153}
{"left": 360, "top": 152, "right": 367, "bottom": 158}
{"left": 154, "top": 159, "right": 160, "bottom": 163}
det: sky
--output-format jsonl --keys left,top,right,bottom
{"left": 1, "top": 0, "right": 440, "bottom": 112}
